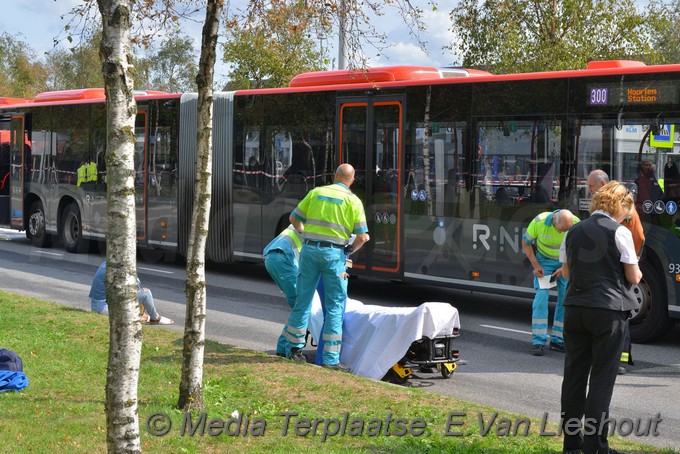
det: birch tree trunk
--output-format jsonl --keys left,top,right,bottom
{"left": 178, "top": 0, "right": 223, "bottom": 411}
{"left": 98, "top": 0, "right": 143, "bottom": 451}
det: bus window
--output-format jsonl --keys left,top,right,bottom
{"left": 403, "top": 121, "right": 467, "bottom": 218}
{"left": 574, "top": 118, "right": 679, "bottom": 222}
{"left": 474, "top": 119, "right": 562, "bottom": 216}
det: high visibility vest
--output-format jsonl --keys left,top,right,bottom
{"left": 264, "top": 225, "right": 303, "bottom": 263}
{"left": 86, "top": 162, "right": 97, "bottom": 182}
{"left": 76, "top": 164, "right": 87, "bottom": 187}
{"left": 292, "top": 182, "right": 368, "bottom": 244}
{"left": 523, "top": 211, "right": 579, "bottom": 261}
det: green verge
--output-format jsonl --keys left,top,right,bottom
{"left": 0, "top": 291, "right": 675, "bottom": 454}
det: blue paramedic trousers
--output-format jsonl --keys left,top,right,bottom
{"left": 532, "top": 252, "right": 566, "bottom": 346}
{"left": 285, "top": 244, "right": 348, "bottom": 365}
{"left": 264, "top": 251, "right": 299, "bottom": 356}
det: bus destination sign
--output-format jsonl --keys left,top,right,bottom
{"left": 588, "top": 82, "right": 678, "bottom": 106}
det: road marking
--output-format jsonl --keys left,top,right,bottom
{"left": 480, "top": 324, "right": 531, "bottom": 335}
{"left": 138, "top": 266, "right": 174, "bottom": 274}
{"left": 35, "top": 251, "right": 63, "bottom": 257}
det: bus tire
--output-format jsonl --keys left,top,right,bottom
{"left": 61, "top": 203, "right": 87, "bottom": 253}
{"left": 629, "top": 260, "right": 675, "bottom": 343}
{"left": 27, "top": 200, "right": 50, "bottom": 248}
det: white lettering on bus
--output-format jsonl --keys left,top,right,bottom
{"left": 472, "top": 224, "right": 522, "bottom": 254}
{"left": 472, "top": 225, "right": 491, "bottom": 251}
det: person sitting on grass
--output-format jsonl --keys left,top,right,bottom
{"left": 89, "top": 260, "right": 174, "bottom": 325}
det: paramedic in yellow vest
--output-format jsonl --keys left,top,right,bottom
{"left": 284, "top": 163, "right": 369, "bottom": 371}
{"left": 522, "top": 209, "right": 579, "bottom": 356}
{"left": 263, "top": 224, "right": 303, "bottom": 357}
{"left": 76, "top": 161, "right": 87, "bottom": 187}
{"left": 86, "top": 160, "right": 97, "bottom": 185}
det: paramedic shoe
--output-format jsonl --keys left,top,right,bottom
{"left": 289, "top": 348, "right": 307, "bottom": 363}
{"left": 549, "top": 342, "right": 566, "bottom": 353}
{"left": 322, "top": 363, "right": 350, "bottom": 372}
{"left": 617, "top": 366, "right": 627, "bottom": 375}
{"left": 531, "top": 344, "right": 545, "bottom": 356}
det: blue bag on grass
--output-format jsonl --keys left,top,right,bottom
{"left": 0, "top": 349, "right": 29, "bottom": 392}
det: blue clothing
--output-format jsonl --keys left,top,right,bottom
{"left": 264, "top": 226, "right": 303, "bottom": 356}
{"left": 285, "top": 243, "right": 348, "bottom": 365}
{"left": 89, "top": 261, "right": 107, "bottom": 313}
{"left": 531, "top": 252, "right": 566, "bottom": 345}
{"left": 88, "top": 260, "right": 159, "bottom": 319}
{"left": 0, "top": 370, "right": 29, "bottom": 392}
{"left": 285, "top": 181, "right": 368, "bottom": 366}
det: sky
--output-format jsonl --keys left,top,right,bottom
{"left": 0, "top": 0, "right": 458, "bottom": 87}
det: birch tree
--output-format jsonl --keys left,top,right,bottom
{"left": 177, "top": 0, "right": 223, "bottom": 411}
{"left": 97, "top": 0, "right": 143, "bottom": 452}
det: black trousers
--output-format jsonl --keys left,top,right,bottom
{"left": 560, "top": 306, "right": 627, "bottom": 454}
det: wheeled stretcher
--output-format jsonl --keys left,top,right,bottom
{"left": 309, "top": 296, "right": 461, "bottom": 382}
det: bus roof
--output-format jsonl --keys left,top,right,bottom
{"left": 236, "top": 60, "right": 680, "bottom": 96}
{"left": 0, "top": 89, "right": 178, "bottom": 109}
{"left": 287, "top": 65, "right": 493, "bottom": 87}
{"left": 3, "top": 60, "right": 680, "bottom": 105}
{"left": 0, "top": 96, "right": 31, "bottom": 105}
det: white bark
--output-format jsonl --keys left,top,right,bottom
{"left": 178, "top": 0, "right": 223, "bottom": 411}
{"left": 98, "top": 0, "right": 143, "bottom": 452}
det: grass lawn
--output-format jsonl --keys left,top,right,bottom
{"left": 0, "top": 291, "right": 676, "bottom": 453}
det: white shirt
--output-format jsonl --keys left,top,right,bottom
{"left": 559, "top": 210, "right": 638, "bottom": 265}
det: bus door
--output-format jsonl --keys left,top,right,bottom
{"left": 135, "top": 110, "right": 147, "bottom": 241}
{"left": 338, "top": 97, "right": 403, "bottom": 276}
{"left": 9, "top": 115, "right": 26, "bottom": 229}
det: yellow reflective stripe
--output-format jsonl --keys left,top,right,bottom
{"left": 283, "top": 226, "right": 302, "bottom": 253}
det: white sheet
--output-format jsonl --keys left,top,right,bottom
{"left": 309, "top": 296, "right": 460, "bottom": 380}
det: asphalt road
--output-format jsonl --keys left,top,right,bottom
{"left": 1, "top": 229, "right": 679, "bottom": 451}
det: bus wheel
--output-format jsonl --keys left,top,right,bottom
{"left": 629, "top": 261, "right": 675, "bottom": 343}
{"left": 28, "top": 201, "right": 50, "bottom": 248}
{"left": 61, "top": 203, "right": 87, "bottom": 253}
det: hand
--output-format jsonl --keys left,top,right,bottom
{"left": 533, "top": 267, "right": 544, "bottom": 278}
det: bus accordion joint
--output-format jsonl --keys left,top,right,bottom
{"left": 469, "top": 271, "right": 480, "bottom": 280}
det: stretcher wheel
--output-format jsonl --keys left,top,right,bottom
{"left": 382, "top": 363, "right": 413, "bottom": 384}
{"left": 383, "top": 368, "right": 409, "bottom": 384}
{"left": 440, "top": 362, "right": 457, "bottom": 378}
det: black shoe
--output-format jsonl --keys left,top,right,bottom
{"left": 562, "top": 450, "right": 582, "bottom": 454}
{"left": 617, "top": 366, "right": 627, "bottom": 375}
{"left": 531, "top": 344, "right": 545, "bottom": 356}
{"left": 275, "top": 352, "right": 286, "bottom": 358}
{"left": 322, "top": 363, "right": 350, "bottom": 372}
{"left": 289, "top": 348, "right": 307, "bottom": 363}
{"left": 550, "top": 342, "right": 566, "bottom": 353}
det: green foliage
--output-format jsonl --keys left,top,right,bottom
{"left": 135, "top": 28, "right": 199, "bottom": 93}
{"left": 648, "top": 0, "right": 680, "bottom": 64}
{"left": 449, "top": 0, "right": 667, "bottom": 73}
{"left": 223, "top": 0, "right": 326, "bottom": 89}
{"left": 43, "top": 33, "right": 104, "bottom": 91}
{"left": 0, "top": 32, "right": 47, "bottom": 97}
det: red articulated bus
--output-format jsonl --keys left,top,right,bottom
{"left": 1, "top": 60, "right": 679, "bottom": 342}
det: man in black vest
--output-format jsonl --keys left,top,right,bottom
{"left": 559, "top": 181, "right": 641, "bottom": 454}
